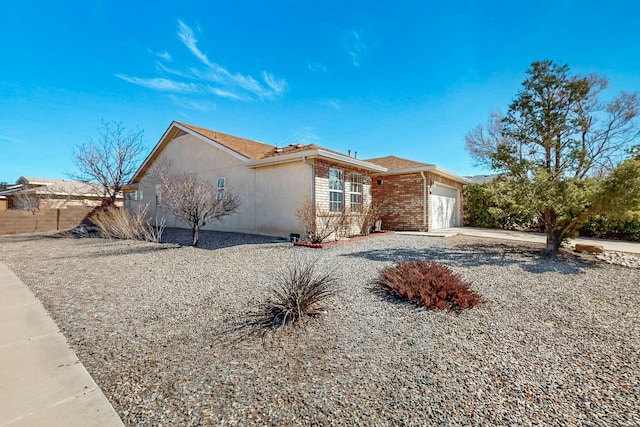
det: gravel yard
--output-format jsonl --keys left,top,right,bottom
{"left": 1, "top": 229, "right": 639, "bottom": 426}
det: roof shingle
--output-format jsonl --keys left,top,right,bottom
{"left": 364, "top": 156, "right": 433, "bottom": 170}
{"left": 177, "top": 122, "right": 275, "bottom": 160}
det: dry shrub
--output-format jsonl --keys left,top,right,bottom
{"left": 359, "top": 201, "right": 379, "bottom": 235}
{"left": 295, "top": 198, "right": 354, "bottom": 243}
{"left": 248, "top": 258, "right": 337, "bottom": 337}
{"left": 91, "top": 205, "right": 165, "bottom": 242}
{"left": 378, "top": 260, "right": 481, "bottom": 310}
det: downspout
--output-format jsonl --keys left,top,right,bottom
{"left": 303, "top": 157, "right": 315, "bottom": 238}
{"left": 302, "top": 156, "right": 314, "bottom": 205}
{"left": 420, "top": 170, "right": 427, "bottom": 230}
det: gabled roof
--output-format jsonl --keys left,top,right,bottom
{"left": 1, "top": 177, "right": 111, "bottom": 198}
{"left": 177, "top": 122, "right": 274, "bottom": 160}
{"left": 365, "top": 156, "right": 433, "bottom": 170}
{"left": 130, "top": 121, "right": 469, "bottom": 184}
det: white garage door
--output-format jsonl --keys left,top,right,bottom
{"left": 430, "top": 185, "right": 458, "bottom": 230}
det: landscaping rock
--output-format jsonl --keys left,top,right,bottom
{"left": 1, "top": 230, "right": 639, "bottom": 426}
{"left": 575, "top": 244, "right": 604, "bottom": 254}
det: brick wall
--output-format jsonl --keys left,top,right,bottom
{"left": 371, "top": 171, "right": 464, "bottom": 231}
{"left": 0, "top": 207, "right": 92, "bottom": 235}
{"left": 371, "top": 173, "right": 424, "bottom": 230}
{"left": 313, "top": 159, "right": 373, "bottom": 237}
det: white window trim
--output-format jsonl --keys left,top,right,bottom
{"left": 349, "top": 173, "right": 363, "bottom": 212}
{"left": 328, "top": 168, "right": 344, "bottom": 212}
{"left": 155, "top": 184, "right": 161, "bottom": 206}
{"left": 217, "top": 177, "right": 226, "bottom": 199}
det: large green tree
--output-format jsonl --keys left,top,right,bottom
{"left": 466, "top": 60, "right": 640, "bottom": 251}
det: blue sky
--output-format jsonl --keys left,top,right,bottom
{"left": 1, "top": 0, "right": 639, "bottom": 183}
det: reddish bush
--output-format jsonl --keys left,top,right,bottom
{"left": 378, "top": 260, "right": 481, "bottom": 310}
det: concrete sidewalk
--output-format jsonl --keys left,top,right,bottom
{"left": 0, "top": 263, "right": 123, "bottom": 427}
{"left": 398, "top": 227, "right": 640, "bottom": 254}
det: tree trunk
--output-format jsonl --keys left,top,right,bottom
{"left": 543, "top": 208, "right": 563, "bottom": 252}
{"left": 191, "top": 223, "right": 199, "bottom": 247}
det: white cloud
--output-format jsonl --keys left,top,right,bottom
{"left": 344, "top": 29, "right": 368, "bottom": 67}
{"left": 206, "top": 86, "right": 250, "bottom": 101}
{"left": 177, "top": 19, "right": 213, "bottom": 68}
{"left": 118, "top": 20, "right": 287, "bottom": 102}
{"left": 276, "top": 127, "right": 320, "bottom": 146}
{"left": 0, "top": 134, "right": 27, "bottom": 145}
{"left": 262, "top": 72, "right": 287, "bottom": 96}
{"left": 307, "top": 62, "right": 327, "bottom": 74}
{"left": 116, "top": 75, "right": 198, "bottom": 93}
{"left": 324, "top": 99, "right": 341, "bottom": 110}
{"left": 147, "top": 49, "right": 172, "bottom": 61}
{"left": 156, "top": 51, "right": 172, "bottom": 61}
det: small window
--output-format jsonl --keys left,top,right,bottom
{"left": 350, "top": 173, "right": 363, "bottom": 212}
{"left": 155, "top": 184, "right": 161, "bottom": 206}
{"left": 131, "top": 189, "right": 143, "bottom": 201}
{"left": 328, "top": 168, "right": 344, "bottom": 212}
{"left": 217, "top": 177, "right": 225, "bottom": 199}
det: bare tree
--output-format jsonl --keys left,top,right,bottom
{"left": 71, "top": 120, "right": 145, "bottom": 204}
{"left": 13, "top": 190, "right": 43, "bottom": 213}
{"left": 157, "top": 170, "right": 240, "bottom": 246}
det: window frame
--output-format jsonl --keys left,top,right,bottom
{"left": 349, "top": 172, "right": 363, "bottom": 212}
{"left": 155, "top": 184, "right": 161, "bottom": 206}
{"left": 217, "top": 177, "right": 226, "bottom": 200}
{"left": 328, "top": 168, "right": 344, "bottom": 212}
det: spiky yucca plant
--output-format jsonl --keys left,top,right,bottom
{"left": 251, "top": 259, "right": 337, "bottom": 335}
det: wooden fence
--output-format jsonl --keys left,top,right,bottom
{"left": 0, "top": 207, "right": 92, "bottom": 235}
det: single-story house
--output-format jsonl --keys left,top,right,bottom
{"left": 126, "top": 121, "right": 469, "bottom": 237}
{"left": 0, "top": 177, "right": 121, "bottom": 211}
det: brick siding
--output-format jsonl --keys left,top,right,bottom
{"left": 313, "top": 159, "right": 373, "bottom": 237}
{"left": 371, "top": 172, "right": 464, "bottom": 231}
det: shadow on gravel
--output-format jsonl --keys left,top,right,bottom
{"left": 0, "top": 233, "right": 51, "bottom": 243}
{"left": 342, "top": 243, "right": 596, "bottom": 275}
{"left": 161, "top": 228, "right": 280, "bottom": 250}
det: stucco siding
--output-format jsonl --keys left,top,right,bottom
{"left": 254, "top": 162, "right": 312, "bottom": 236}
{"left": 128, "top": 133, "right": 313, "bottom": 236}
{"left": 130, "top": 134, "right": 256, "bottom": 234}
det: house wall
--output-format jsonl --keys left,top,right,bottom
{"left": 254, "top": 162, "right": 312, "bottom": 236}
{"left": 371, "top": 173, "right": 424, "bottom": 230}
{"left": 371, "top": 171, "right": 465, "bottom": 231}
{"left": 126, "top": 133, "right": 313, "bottom": 236}
{"left": 313, "top": 159, "right": 373, "bottom": 237}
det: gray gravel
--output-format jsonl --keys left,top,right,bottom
{"left": 1, "top": 229, "right": 639, "bottom": 426}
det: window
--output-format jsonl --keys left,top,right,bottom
{"left": 328, "top": 168, "right": 343, "bottom": 212}
{"left": 350, "top": 173, "right": 363, "bottom": 212}
{"left": 155, "top": 184, "right": 161, "bottom": 206}
{"left": 131, "top": 189, "right": 143, "bottom": 201}
{"left": 217, "top": 177, "right": 225, "bottom": 199}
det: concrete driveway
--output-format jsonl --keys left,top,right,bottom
{"left": 397, "top": 227, "right": 640, "bottom": 254}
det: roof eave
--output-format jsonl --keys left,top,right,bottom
{"left": 377, "top": 165, "right": 471, "bottom": 184}
{"left": 246, "top": 150, "right": 387, "bottom": 172}
{"left": 129, "top": 121, "right": 254, "bottom": 184}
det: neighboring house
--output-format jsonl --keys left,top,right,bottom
{"left": 465, "top": 173, "right": 501, "bottom": 184}
{"left": 0, "top": 177, "right": 120, "bottom": 210}
{"left": 126, "top": 121, "right": 469, "bottom": 237}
